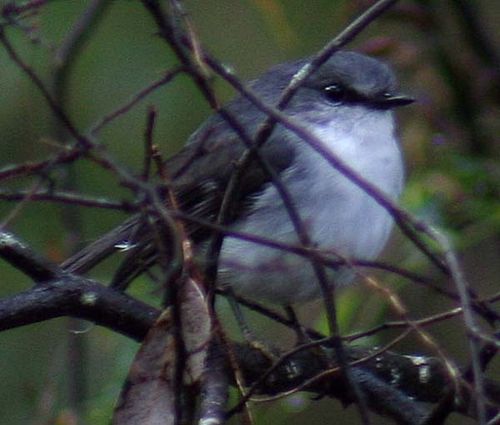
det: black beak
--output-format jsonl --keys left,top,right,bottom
{"left": 375, "top": 93, "right": 415, "bottom": 109}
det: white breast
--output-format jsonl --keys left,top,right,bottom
{"left": 217, "top": 108, "right": 404, "bottom": 304}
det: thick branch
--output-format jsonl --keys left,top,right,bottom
{"left": 0, "top": 271, "right": 498, "bottom": 423}
{"left": 0, "top": 276, "right": 158, "bottom": 341}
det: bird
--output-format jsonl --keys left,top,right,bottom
{"left": 62, "top": 50, "right": 413, "bottom": 306}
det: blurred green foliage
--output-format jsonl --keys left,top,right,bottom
{"left": 0, "top": 1, "right": 498, "bottom": 424}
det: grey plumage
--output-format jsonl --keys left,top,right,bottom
{"left": 62, "top": 51, "right": 412, "bottom": 304}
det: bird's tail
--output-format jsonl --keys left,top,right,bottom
{"left": 60, "top": 215, "right": 146, "bottom": 275}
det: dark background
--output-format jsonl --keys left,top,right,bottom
{"left": 0, "top": 1, "right": 498, "bottom": 424}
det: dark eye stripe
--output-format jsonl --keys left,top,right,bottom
{"left": 324, "top": 84, "right": 346, "bottom": 103}
{"left": 323, "top": 84, "right": 364, "bottom": 104}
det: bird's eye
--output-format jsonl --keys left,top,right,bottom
{"left": 324, "top": 83, "right": 346, "bottom": 103}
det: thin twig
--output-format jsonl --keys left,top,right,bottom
{"left": 0, "top": 190, "right": 137, "bottom": 211}
{"left": 0, "top": 27, "right": 91, "bottom": 150}
{"left": 90, "top": 66, "right": 183, "bottom": 136}
{"left": 142, "top": 106, "right": 157, "bottom": 181}
{"left": 430, "top": 229, "right": 488, "bottom": 424}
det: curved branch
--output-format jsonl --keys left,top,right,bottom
{"left": 0, "top": 267, "right": 498, "bottom": 423}
{"left": 0, "top": 275, "right": 158, "bottom": 341}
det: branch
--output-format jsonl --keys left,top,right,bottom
{"left": 0, "top": 275, "right": 158, "bottom": 341}
{"left": 0, "top": 229, "right": 498, "bottom": 423}
{"left": 2, "top": 275, "right": 496, "bottom": 424}
{"left": 230, "top": 342, "right": 500, "bottom": 424}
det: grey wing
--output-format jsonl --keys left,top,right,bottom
{"left": 164, "top": 113, "right": 297, "bottom": 241}
{"left": 108, "top": 121, "right": 297, "bottom": 287}
{"left": 62, "top": 116, "right": 296, "bottom": 286}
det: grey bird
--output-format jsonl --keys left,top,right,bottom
{"left": 63, "top": 50, "right": 413, "bottom": 305}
